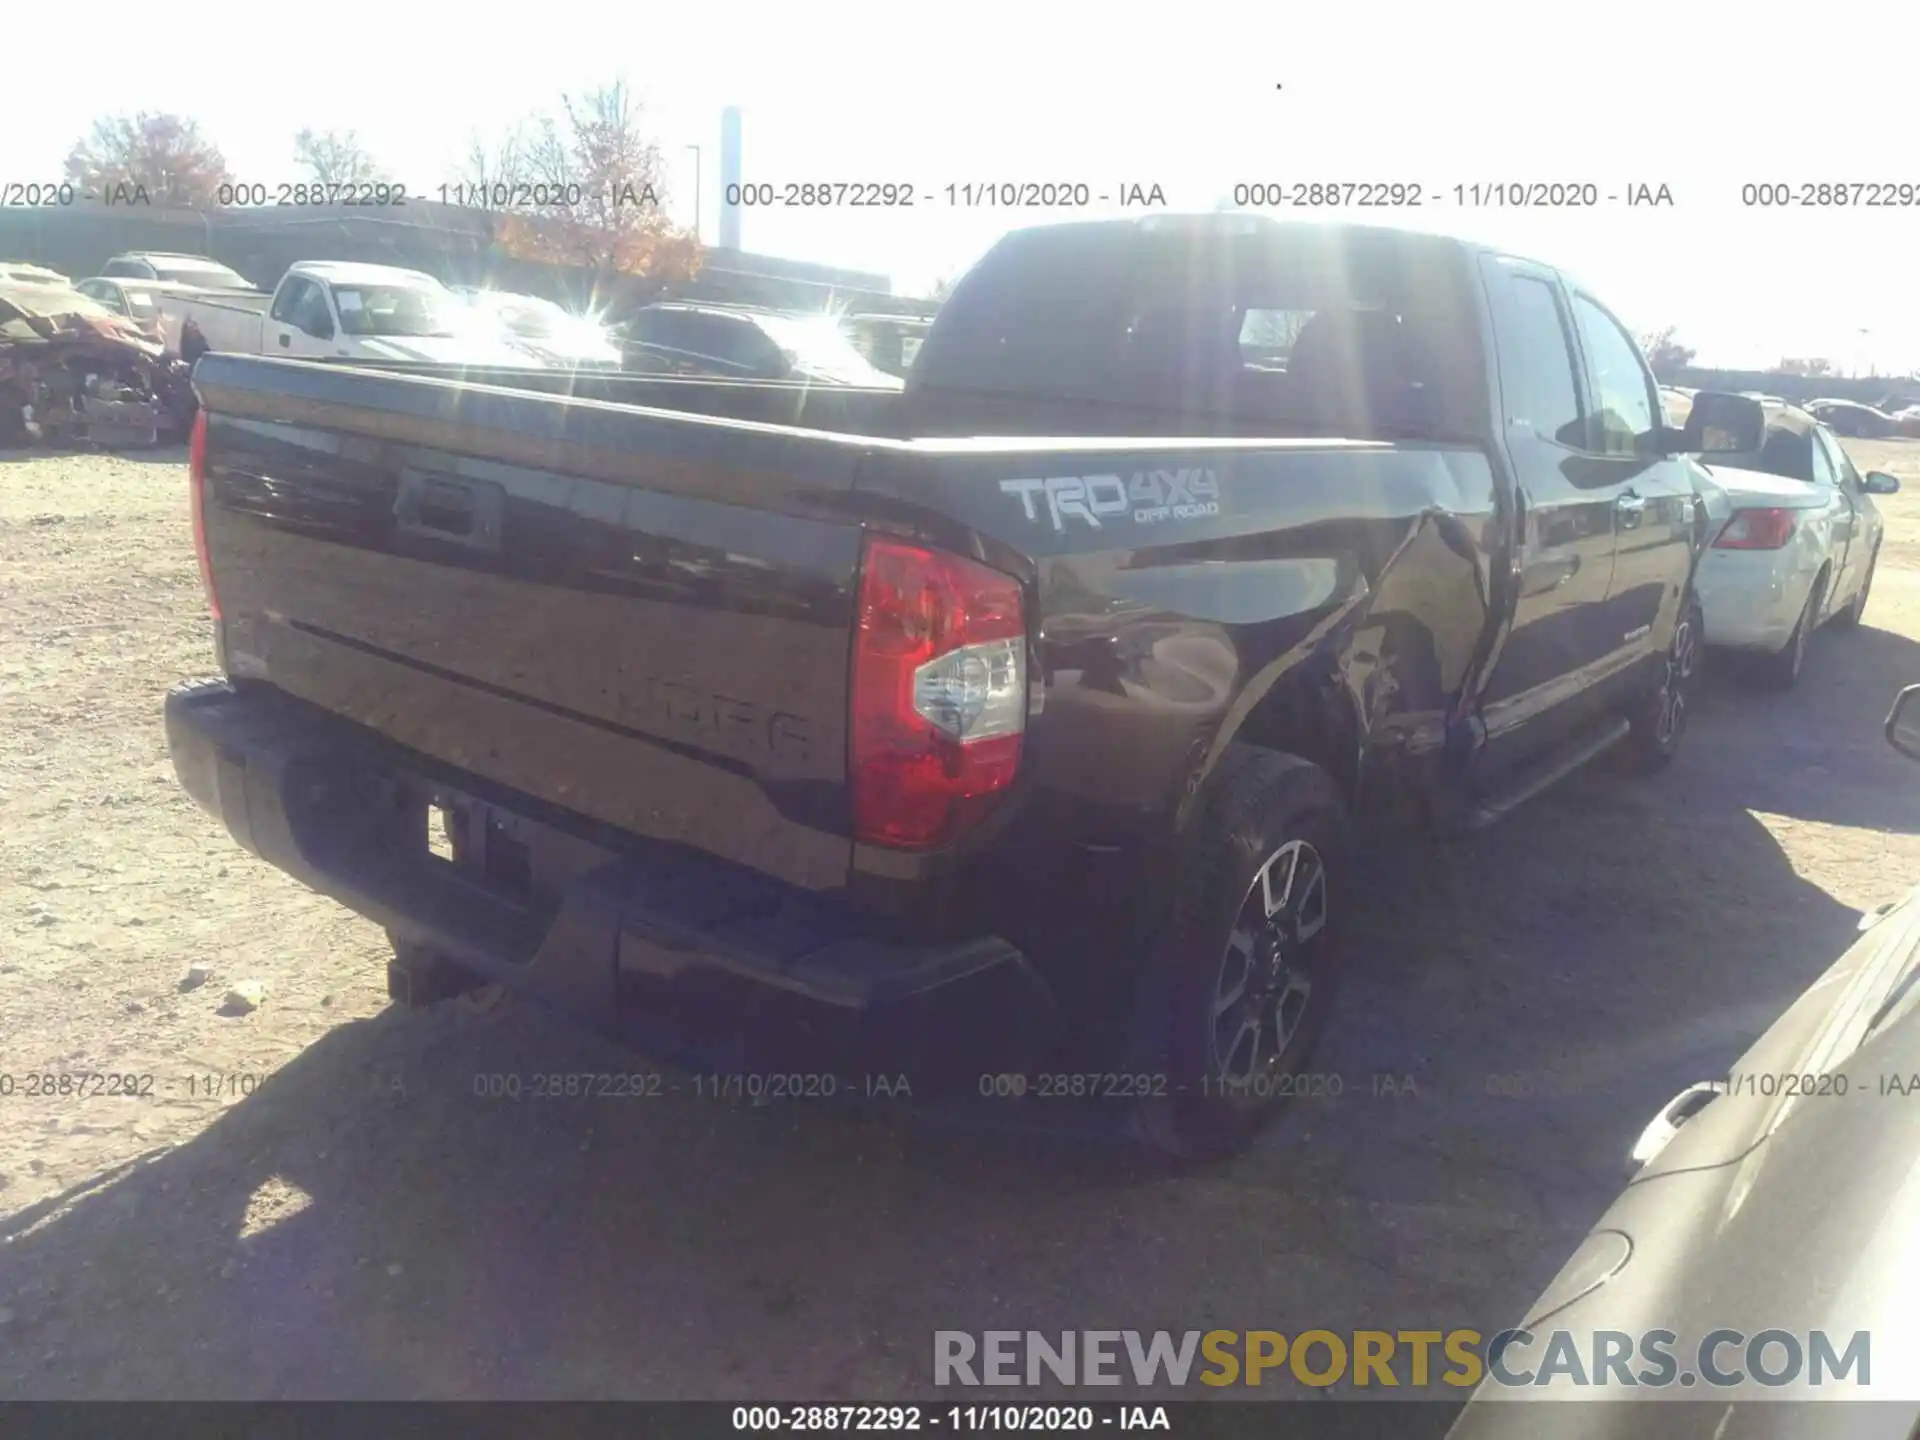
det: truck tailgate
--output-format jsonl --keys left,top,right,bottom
{"left": 193, "top": 355, "right": 865, "bottom": 892}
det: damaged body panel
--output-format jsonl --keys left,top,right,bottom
{"left": 0, "top": 289, "right": 193, "bottom": 447}
{"left": 851, "top": 439, "right": 1503, "bottom": 836}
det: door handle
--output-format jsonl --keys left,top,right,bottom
{"left": 1519, "top": 554, "right": 1580, "bottom": 597}
{"left": 1616, "top": 491, "right": 1646, "bottom": 528}
{"left": 277, "top": 332, "right": 291, "bottom": 348}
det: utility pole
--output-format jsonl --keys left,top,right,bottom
{"left": 719, "top": 107, "right": 743, "bottom": 251}
{"left": 683, "top": 145, "right": 702, "bottom": 241}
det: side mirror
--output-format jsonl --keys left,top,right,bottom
{"left": 309, "top": 317, "right": 335, "bottom": 340}
{"left": 1864, "top": 471, "right": 1902, "bottom": 496}
{"left": 1887, "top": 686, "right": 1920, "bottom": 763}
{"left": 1680, "top": 391, "right": 1767, "bottom": 455}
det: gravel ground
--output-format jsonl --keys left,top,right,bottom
{"left": 3, "top": 440, "right": 1920, "bottom": 1403}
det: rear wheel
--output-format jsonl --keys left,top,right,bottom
{"left": 1124, "top": 747, "right": 1352, "bottom": 1161}
{"left": 1617, "top": 591, "right": 1702, "bottom": 775}
{"left": 1755, "top": 572, "right": 1825, "bottom": 690}
{"left": 1833, "top": 548, "right": 1878, "bottom": 630}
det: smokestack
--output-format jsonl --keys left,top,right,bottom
{"left": 719, "top": 107, "right": 743, "bottom": 252}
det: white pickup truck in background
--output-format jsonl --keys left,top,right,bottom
{"left": 155, "top": 261, "right": 544, "bottom": 366}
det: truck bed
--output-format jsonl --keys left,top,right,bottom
{"left": 191, "top": 351, "right": 1501, "bottom": 937}
{"left": 171, "top": 291, "right": 271, "bottom": 314}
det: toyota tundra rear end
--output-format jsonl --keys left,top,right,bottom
{"left": 168, "top": 214, "right": 1509, "bottom": 1123}
{"left": 167, "top": 353, "right": 1061, "bottom": 1075}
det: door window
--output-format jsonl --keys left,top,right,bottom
{"left": 1505, "top": 276, "right": 1585, "bottom": 447}
{"left": 1571, "top": 295, "right": 1658, "bottom": 455}
{"left": 272, "top": 278, "right": 334, "bottom": 338}
{"left": 292, "top": 286, "right": 335, "bottom": 338}
{"left": 1808, "top": 429, "right": 1838, "bottom": 487}
{"left": 1814, "top": 427, "right": 1859, "bottom": 489}
{"left": 269, "top": 277, "right": 312, "bottom": 324}
{"left": 77, "top": 280, "right": 123, "bottom": 313}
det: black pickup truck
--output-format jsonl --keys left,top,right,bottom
{"left": 167, "top": 214, "right": 1764, "bottom": 1156}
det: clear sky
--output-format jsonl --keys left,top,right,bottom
{"left": 8, "top": 0, "right": 1919, "bottom": 373}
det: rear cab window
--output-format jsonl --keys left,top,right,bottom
{"left": 915, "top": 221, "right": 1487, "bottom": 439}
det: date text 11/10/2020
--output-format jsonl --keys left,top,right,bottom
{"left": 461, "top": 1071, "right": 1428, "bottom": 1103}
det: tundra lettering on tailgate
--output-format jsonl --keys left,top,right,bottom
{"left": 999, "top": 469, "right": 1221, "bottom": 532}
{"left": 642, "top": 676, "right": 813, "bottom": 765}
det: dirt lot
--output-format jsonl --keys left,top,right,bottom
{"left": 4, "top": 441, "right": 1920, "bottom": 1402}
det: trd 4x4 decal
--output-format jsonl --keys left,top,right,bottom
{"left": 998, "top": 469, "right": 1222, "bottom": 532}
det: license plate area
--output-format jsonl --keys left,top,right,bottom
{"left": 426, "top": 803, "right": 456, "bottom": 861}
{"left": 417, "top": 784, "right": 611, "bottom": 920}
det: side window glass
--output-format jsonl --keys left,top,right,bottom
{"left": 1571, "top": 295, "right": 1657, "bottom": 455}
{"left": 295, "top": 287, "right": 334, "bottom": 337}
{"left": 1808, "top": 430, "right": 1837, "bottom": 487}
{"left": 1818, "top": 429, "right": 1858, "bottom": 489}
{"left": 1236, "top": 308, "right": 1316, "bottom": 369}
{"left": 733, "top": 325, "right": 785, "bottom": 372}
{"left": 696, "top": 318, "right": 754, "bottom": 364}
{"left": 659, "top": 315, "right": 715, "bottom": 357}
{"left": 270, "top": 278, "right": 308, "bottom": 324}
{"left": 1506, "top": 275, "right": 1585, "bottom": 447}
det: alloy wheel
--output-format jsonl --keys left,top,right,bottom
{"left": 1654, "top": 606, "right": 1699, "bottom": 747}
{"left": 1209, "top": 839, "right": 1329, "bottom": 1088}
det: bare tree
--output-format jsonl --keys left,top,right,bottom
{"left": 1638, "top": 326, "right": 1695, "bottom": 375}
{"left": 450, "top": 123, "right": 535, "bottom": 199}
{"left": 293, "top": 128, "right": 389, "bottom": 187}
{"left": 65, "top": 112, "right": 230, "bottom": 207}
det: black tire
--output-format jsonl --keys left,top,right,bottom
{"left": 1832, "top": 548, "right": 1878, "bottom": 629}
{"left": 1124, "top": 747, "right": 1352, "bottom": 1161}
{"left": 1754, "top": 572, "right": 1825, "bottom": 691}
{"left": 1616, "top": 591, "right": 1703, "bottom": 775}
{"left": 385, "top": 934, "right": 484, "bottom": 1008}
{"left": 0, "top": 384, "right": 27, "bottom": 446}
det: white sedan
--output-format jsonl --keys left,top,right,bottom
{"left": 1692, "top": 404, "right": 1900, "bottom": 688}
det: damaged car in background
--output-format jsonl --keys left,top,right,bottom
{"left": 0, "top": 261, "right": 73, "bottom": 287}
{"left": 0, "top": 283, "right": 194, "bottom": 449}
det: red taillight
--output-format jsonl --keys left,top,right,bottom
{"left": 1713, "top": 507, "right": 1797, "bottom": 550}
{"left": 187, "top": 409, "right": 221, "bottom": 620}
{"left": 850, "top": 537, "right": 1027, "bottom": 849}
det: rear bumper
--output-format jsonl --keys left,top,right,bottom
{"left": 1693, "top": 548, "right": 1816, "bottom": 652}
{"left": 166, "top": 679, "right": 1043, "bottom": 1048}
